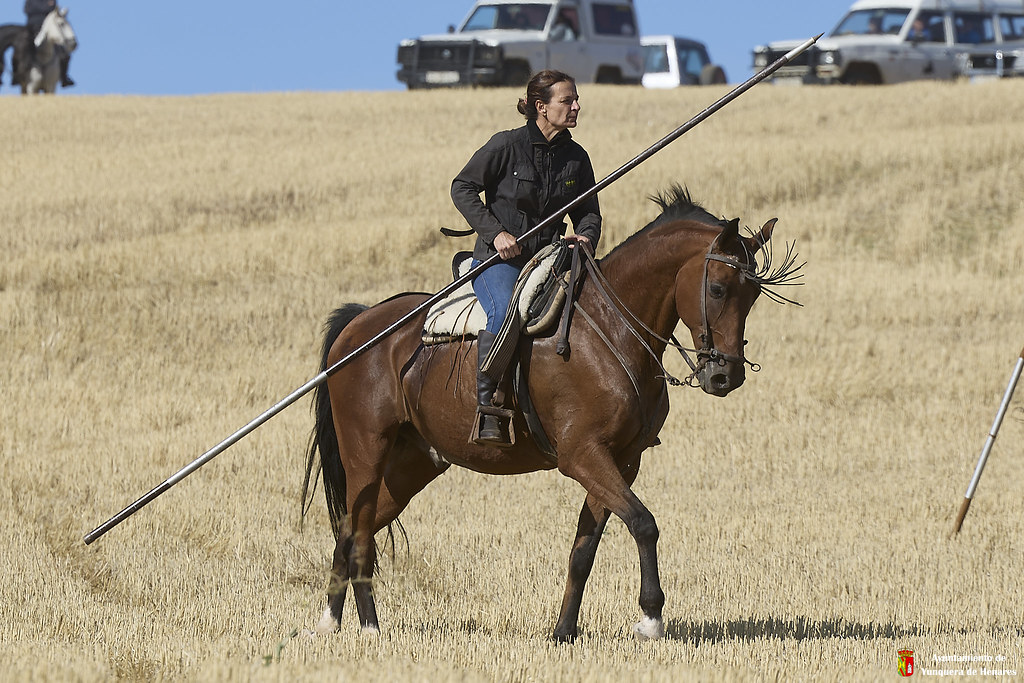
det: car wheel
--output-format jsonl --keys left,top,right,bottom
{"left": 502, "top": 62, "right": 531, "bottom": 87}
{"left": 841, "top": 64, "right": 882, "bottom": 85}
{"left": 595, "top": 66, "right": 623, "bottom": 84}
{"left": 700, "top": 64, "right": 727, "bottom": 85}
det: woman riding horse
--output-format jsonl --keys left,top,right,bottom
{"left": 452, "top": 69, "right": 600, "bottom": 446}
{"left": 305, "top": 183, "right": 799, "bottom": 640}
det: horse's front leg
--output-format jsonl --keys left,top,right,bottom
{"left": 630, "top": 497, "right": 665, "bottom": 640}
{"left": 554, "top": 455, "right": 641, "bottom": 641}
{"left": 559, "top": 451, "right": 665, "bottom": 640}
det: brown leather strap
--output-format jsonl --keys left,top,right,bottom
{"left": 556, "top": 245, "right": 584, "bottom": 357}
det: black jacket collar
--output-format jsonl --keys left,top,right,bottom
{"left": 527, "top": 118, "right": 572, "bottom": 148}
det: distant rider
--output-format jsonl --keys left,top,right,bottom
{"left": 24, "top": 0, "right": 74, "bottom": 87}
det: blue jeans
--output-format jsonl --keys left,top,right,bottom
{"left": 471, "top": 259, "right": 521, "bottom": 335}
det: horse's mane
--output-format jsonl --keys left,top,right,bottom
{"left": 603, "top": 184, "right": 804, "bottom": 305}
{"left": 646, "top": 185, "right": 729, "bottom": 230}
{"left": 604, "top": 185, "right": 727, "bottom": 260}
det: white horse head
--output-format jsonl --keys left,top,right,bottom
{"left": 35, "top": 7, "right": 77, "bottom": 53}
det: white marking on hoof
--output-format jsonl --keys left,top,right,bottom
{"left": 361, "top": 624, "right": 380, "bottom": 637}
{"left": 315, "top": 608, "right": 339, "bottom": 635}
{"left": 633, "top": 616, "right": 665, "bottom": 640}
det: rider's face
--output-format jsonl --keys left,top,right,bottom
{"left": 537, "top": 81, "right": 580, "bottom": 132}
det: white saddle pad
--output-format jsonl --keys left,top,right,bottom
{"left": 422, "top": 244, "right": 563, "bottom": 345}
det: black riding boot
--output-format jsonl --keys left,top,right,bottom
{"left": 59, "top": 54, "right": 74, "bottom": 87}
{"left": 474, "top": 329, "right": 509, "bottom": 446}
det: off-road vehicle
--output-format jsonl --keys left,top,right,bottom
{"left": 397, "top": 0, "right": 644, "bottom": 88}
{"left": 752, "top": 0, "right": 1024, "bottom": 85}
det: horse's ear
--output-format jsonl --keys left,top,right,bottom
{"left": 747, "top": 217, "right": 778, "bottom": 253}
{"left": 720, "top": 217, "right": 740, "bottom": 242}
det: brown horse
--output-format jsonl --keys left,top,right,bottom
{"left": 303, "top": 187, "right": 800, "bottom": 641}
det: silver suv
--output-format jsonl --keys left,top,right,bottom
{"left": 753, "top": 0, "right": 1024, "bottom": 84}
{"left": 397, "top": 0, "right": 644, "bottom": 89}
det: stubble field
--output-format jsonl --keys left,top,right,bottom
{"left": 2, "top": 81, "right": 1023, "bottom": 681}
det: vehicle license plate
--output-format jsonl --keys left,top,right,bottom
{"left": 425, "top": 71, "right": 460, "bottom": 84}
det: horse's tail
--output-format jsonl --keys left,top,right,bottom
{"left": 301, "top": 303, "right": 370, "bottom": 541}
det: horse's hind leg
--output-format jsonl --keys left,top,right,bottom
{"left": 340, "top": 427, "right": 447, "bottom": 634}
{"left": 316, "top": 521, "right": 354, "bottom": 634}
{"left": 313, "top": 398, "right": 392, "bottom": 636}
{"left": 315, "top": 450, "right": 387, "bottom": 635}
{"left": 344, "top": 442, "right": 390, "bottom": 634}
{"left": 376, "top": 427, "right": 449, "bottom": 526}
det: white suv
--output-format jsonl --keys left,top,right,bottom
{"left": 753, "top": 0, "right": 1024, "bottom": 84}
{"left": 641, "top": 36, "right": 726, "bottom": 88}
{"left": 397, "top": 0, "right": 644, "bottom": 88}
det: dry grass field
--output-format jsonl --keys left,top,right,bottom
{"left": 2, "top": 80, "right": 1023, "bottom": 681}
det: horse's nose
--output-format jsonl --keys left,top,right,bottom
{"left": 701, "top": 363, "right": 744, "bottom": 396}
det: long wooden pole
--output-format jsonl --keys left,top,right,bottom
{"left": 84, "top": 34, "right": 822, "bottom": 545}
{"left": 950, "top": 344, "right": 1024, "bottom": 536}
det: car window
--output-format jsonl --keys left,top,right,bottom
{"left": 998, "top": 13, "right": 1024, "bottom": 41}
{"left": 550, "top": 7, "right": 579, "bottom": 37}
{"left": 906, "top": 10, "right": 946, "bottom": 43}
{"left": 953, "top": 12, "right": 995, "bottom": 44}
{"left": 592, "top": 3, "right": 636, "bottom": 36}
{"left": 832, "top": 9, "right": 910, "bottom": 36}
{"left": 643, "top": 44, "right": 670, "bottom": 73}
{"left": 677, "top": 46, "right": 709, "bottom": 79}
{"left": 464, "top": 3, "right": 551, "bottom": 31}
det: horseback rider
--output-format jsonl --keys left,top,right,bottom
{"left": 450, "top": 69, "right": 601, "bottom": 447}
{"left": 24, "top": 0, "right": 73, "bottom": 87}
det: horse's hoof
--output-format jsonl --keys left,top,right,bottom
{"left": 315, "top": 608, "right": 340, "bottom": 635}
{"left": 632, "top": 616, "right": 665, "bottom": 640}
{"left": 361, "top": 624, "right": 380, "bottom": 637}
{"left": 552, "top": 628, "right": 578, "bottom": 644}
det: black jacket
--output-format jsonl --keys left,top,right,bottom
{"left": 25, "top": 0, "right": 55, "bottom": 25}
{"left": 451, "top": 119, "right": 601, "bottom": 266}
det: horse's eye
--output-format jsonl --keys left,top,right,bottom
{"left": 709, "top": 282, "right": 727, "bottom": 299}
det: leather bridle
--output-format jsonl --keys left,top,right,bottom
{"left": 696, "top": 233, "right": 759, "bottom": 373}
{"left": 567, "top": 234, "right": 761, "bottom": 393}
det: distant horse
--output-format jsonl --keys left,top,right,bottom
{"left": 0, "top": 8, "right": 77, "bottom": 94}
{"left": 303, "top": 187, "right": 801, "bottom": 641}
{"left": 0, "top": 23, "right": 26, "bottom": 91}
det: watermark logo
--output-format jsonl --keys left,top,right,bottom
{"left": 898, "top": 649, "right": 915, "bottom": 677}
